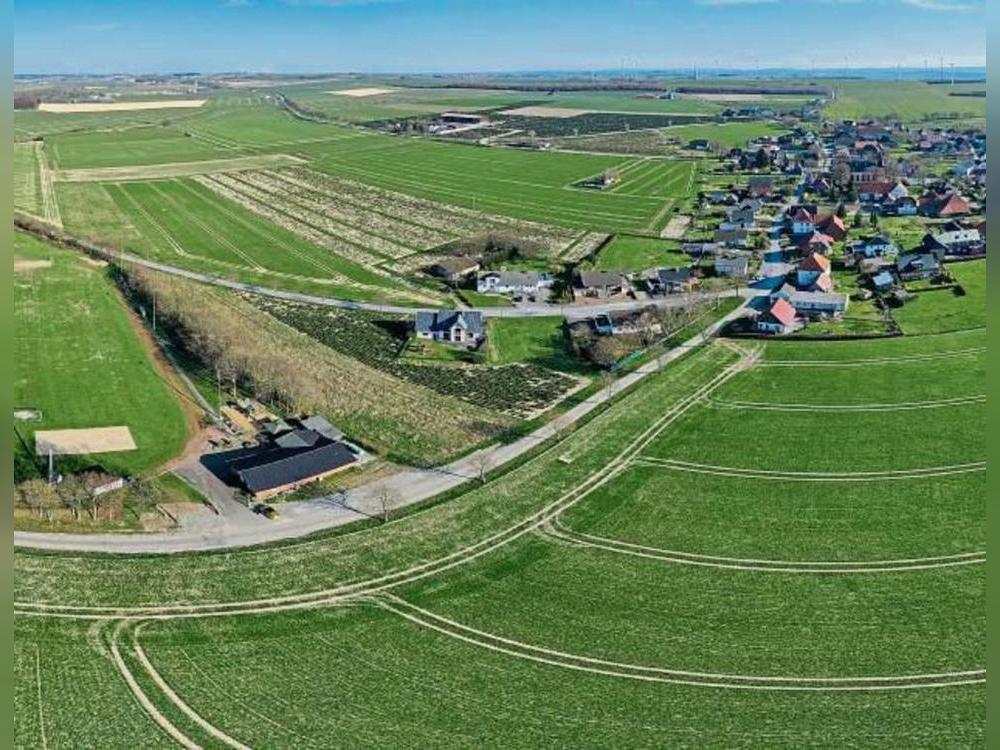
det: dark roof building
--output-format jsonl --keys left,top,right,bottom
{"left": 226, "top": 437, "right": 358, "bottom": 500}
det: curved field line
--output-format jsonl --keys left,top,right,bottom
{"left": 541, "top": 521, "right": 986, "bottom": 573}
{"left": 107, "top": 621, "right": 202, "bottom": 750}
{"left": 633, "top": 457, "right": 986, "bottom": 482}
{"left": 16, "top": 348, "right": 751, "bottom": 620}
{"left": 761, "top": 347, "right": 985, "bottom": 368}
{"left": 131, "top": 623, "right": 251, "bottom": 750}
{"left": 706, "top": 394, "right": 986, "bottom": 413}
{"left": 371, "top": 595, "right": 984, "bottom": 692}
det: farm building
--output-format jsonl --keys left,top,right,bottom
{"left": 772, "top": 286, "right": 849, "bottom": 317}
{"left": 440, "top": 112, "right": 488, "bottom": 126}
{"left": 415, "top": 310, "right": 486, "bottom": 345}
{"left": 476, "top": 270, "right": 553, "bottom": 295}
{"left": 217, "top": 417, "right": 359, "bottom": 500}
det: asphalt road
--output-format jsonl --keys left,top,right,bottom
{"left": 14, "top": 301, "right": 750, "bottom": 554}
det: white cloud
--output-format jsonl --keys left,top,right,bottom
{"left": 900, "top": 0, "right": 977, "bottom": 9}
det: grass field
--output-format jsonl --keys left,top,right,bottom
{"left": 14, "top": 232, "right": 189, "bottom": 480}
{"left": 13, "top": 142, "right": 43, "bottom": 217}
{"left": 893, "top": 259, "right": 985, "bottom": 335}
{"left": 46, "top": 124, "right": 232, "bottom": 169}
{"left": 486, "top": 316, "right": 589, "bottom": 373}
{"left": 825, "top": 81, "right": 986, "bottom": 123}
{"left": 661, "top": 121, "right": 789, "bottom": 148}
{"left": 592, "top": 233, "right": 690, "bottom": 270}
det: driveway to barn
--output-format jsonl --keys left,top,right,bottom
{"left": 15, "top": 300, "right": 751, "bottom": 554}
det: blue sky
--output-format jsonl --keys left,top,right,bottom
{"left": 14, "top": 0, "right": 987, "bottom": 74}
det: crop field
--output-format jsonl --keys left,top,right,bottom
{"left": 825, "top": 80, "right": 986, "bottom": 123}
{"left": 46, "top": 124, "right": 233, "bottom": 169}
{"left": 310, "top": 135, "right": 692, "bottom": 233}
{"left": 605, "top": 157, "right": 699, "bottom": 199}
{"left": 287, "top": 84, "right": 537, "bottom": 122}
{"left": 13, "top": 320, "right": 984, "bottom": 745}
{"left": 13, "top": 233, "right": 189, "bottom": 480}
{"left": 58, "top": 177, "right": 440, "bottom": 304}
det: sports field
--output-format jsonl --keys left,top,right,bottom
{"left": 14, "top": 325, "right": 984, "bottom": 746}
{"left": 13, "top": 232, "right": 189, "bottom": 479}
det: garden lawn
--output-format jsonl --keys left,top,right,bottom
{"left": 893, "top": 260, "right": 985, "bottom": 335}
{"left": 593, "top": 234, "right": 689, "bottom": 271}
{"left": 661, "top": 121, "right": 789, "bottom": 149}
{"left": 487, "top": 316, "right": 589, "bottom": 373}
{"left": 13, "top": 232, "right": 189, "bottom": 479}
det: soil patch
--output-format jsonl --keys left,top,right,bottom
{"left": 14, "top": 258, "right": 53, "bottom": 272}
{"left": 38, "top": 99, "right": 206, "bottom": 113}
{"left": 327, "top": 87, "right": 395, "bottom": 97}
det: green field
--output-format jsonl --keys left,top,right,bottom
{"left": 486, "top": 316, "right": 588, "bottom": 373}
{"left": 14, "top": 233, "right": 189, "bottom": 479}
{"left": 893, "top": 260, "right": 985, "bottom": 335}
{"left": 310, "top": 134, "right": 691, "bottom": 233}
{"left": 661, "top": 121, "right": 789, "bottom": 148}
{"left": 47, "top": 124, "right": 232, "bottom": 169}
{"left": 13, "top": 142, "right": 43, "bottom": 217}
{"left": 593, "top": 233, "right": 690, "bottom": 270}
{"left": 826, "top": 80, "right": 986, "bottom": 123}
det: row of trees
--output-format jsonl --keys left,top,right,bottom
{"left": 16, "top": 475, "right": 110, "bottom": 522}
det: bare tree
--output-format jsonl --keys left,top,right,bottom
{"left": 472, "top": 452, "right": 493, "bottom": 484}
{"left": 374, "top": 485, "right": 400, "bottom": 524}
{"left": 16, "top": 480, "right": 48, "bottom": 518}
{"left": 56, "top": 476, "right": 87, "bottom": 521}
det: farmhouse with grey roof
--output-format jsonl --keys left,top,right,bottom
{"left": 415, "top": 310, "right": 486, "bottom": 345}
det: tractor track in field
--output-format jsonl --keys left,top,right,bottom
{"left": 706, "top": 394, "right": 986, "bottom": 412}
{"left": 631, "top": 457, "right": 986, "bottom": 482}
{"left": 16, "top": 347, "right": 752, "bottom": 621}
{"left": 366, "top": 594, "right": 984, "bottom": 692}
{"left": 538, "top": 519, "right": 986, "bottom": 573}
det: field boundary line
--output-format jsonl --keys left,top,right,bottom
{"left": 371, "top": 595, "right": 985, "bottom": 691}
{"left": 633, "top": 457, "right": 986, "bottom": 482}
{"left": 540, "top": 520, "right": 986, "bottom": 573}
{"left": 132, "top": 623, "right": 251, "bottom": 750}
{"left": 107, "top": 621, "right": 203, "bottom": 750}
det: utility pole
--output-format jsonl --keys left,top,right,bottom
{"left": 152, "top": 292, "right": 157, "bottom": 335}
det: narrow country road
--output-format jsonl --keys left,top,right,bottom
{"left": 14, "top": 301, "right": 751, "bottom": 554}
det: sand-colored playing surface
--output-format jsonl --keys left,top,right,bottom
{"left": 503, "top": 106, "right": 591, "bottom": 118}
{"left": 327, "top": 87, "right": 395, "bottom": 97}
{"left": 35, "top": 426, "right": 138, "bottom": 455}
{"left": 14, "top": 259, "right": 53, "bottom": 272}
{"left": 81, "top": 256, "right": 109, "bottom": 268}
{"left": 37, "top": 99, "right": 206, "bottom": 113}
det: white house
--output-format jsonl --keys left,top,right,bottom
{"left": 476, "top": 270, "right": 553, "bottom": 295}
